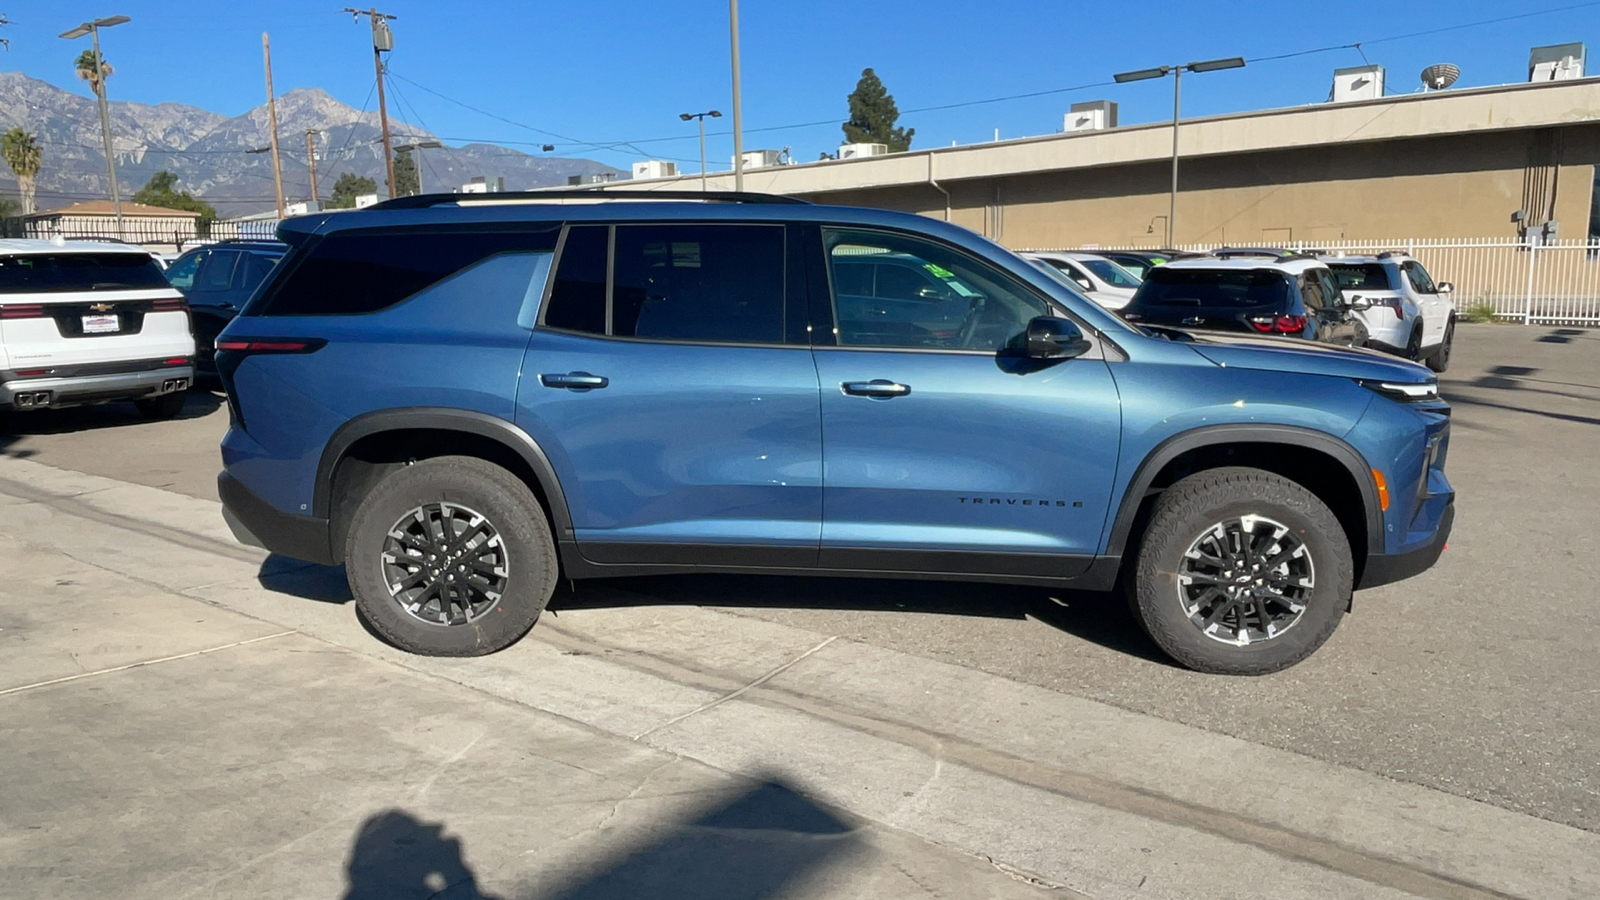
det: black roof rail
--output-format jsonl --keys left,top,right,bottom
{"left": 1374, "top": 250, "right": 1412, "bottom": 259}
{"left": 1208, "top": 246, "right": 1317, "bottom": 261}
{"left": 367, "top": 189, "right": 811, "bottom": 210}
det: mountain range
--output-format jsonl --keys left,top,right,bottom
{"left": 0, "top": 72, "right": 622, "bottom": 216}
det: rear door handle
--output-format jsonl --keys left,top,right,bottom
{"left": 541, "top": 371, "right": 609, "bottom": 391}
{"left": 841, "top": 379, "right": 911, "bottom": 398}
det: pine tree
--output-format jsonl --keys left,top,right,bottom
{"left": 329, "top": 173, "right": 378, "bottom": 209}
{"left": 132, "top": 170, "right": 217, "bottom": 219}
{"left": 394, "top": 152, "right": 419, "bottom": 197}
{"left": 842, "top": 68, "right": 914, "bottom": 153}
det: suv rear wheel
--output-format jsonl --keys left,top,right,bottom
{"left": 1129, "top": 467, "right": 1353, "bottom": 675}
{"left": 345, "top": 456, "right": 557, "bottom": 656}
{"left": 1426, "top": 320, "right": 1454, "bottom": 373}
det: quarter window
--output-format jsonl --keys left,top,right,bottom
{"left": 543, "top": 226, "right": 608, "bottom": 334}
{"left": 824, "top": 229, "right": 1050, "bottom": 351}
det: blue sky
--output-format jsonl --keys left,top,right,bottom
{"left": 10, "top": 0, "right": 1599, "bottom": 171}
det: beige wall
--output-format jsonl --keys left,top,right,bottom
{"left": 804, "top": 125, "right": 1600, "bottom": 249}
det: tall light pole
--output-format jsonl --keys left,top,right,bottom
{"left": 728, "top": 0, "right": 744, "bottom": 192}
{"left": 679, "top": 110, "right": 722, "bottom": 192}
{"left": 1114, "top": 56, "right": 1245, "bottom": 247}
{"left": 394, "top": 140, "right": 441, "bottom": 195}
{"left": 60, "top": 15, "right": 130, "bottom": 236}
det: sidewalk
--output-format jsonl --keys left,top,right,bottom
{"left": 1, "top": 455, "right": 1595, "bottom": 899}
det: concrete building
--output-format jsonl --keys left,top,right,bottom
{"left": 22, "top": 200, "right": 204, "bottom": 246}
{"left": 608, "top": 76, "right": 1600, "bottom": 250}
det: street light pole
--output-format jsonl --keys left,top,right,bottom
{"left": 728, "top": 0, "right": 744, "bottom": 192}
{"left": 394, "top": 140, "right": 441, "bottom": 196}
{"left": 679, "top": 110, "right": 722, "bottom": 192}
{"left": 1113, "top": 56, "right": 1244, "bottom": 248}
{"left": 60, "top": 15, "right": 130, "bottom": 237}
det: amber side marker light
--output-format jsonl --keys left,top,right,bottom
{"left": 1372, "top": 469, "right": 1390, "bottom": 511}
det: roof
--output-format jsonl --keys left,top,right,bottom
{"left": 1161, "top": 257, "right": 1328, "bottom": 274}
{"left": 27, "top": 200, "right": 204, "bottom": 219}
{"left": 0, "top": 237, "right": 164, "bottom": 256}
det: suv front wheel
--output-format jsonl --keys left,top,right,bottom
{"left": 345, "top": 456, "right": 558, "bottom": 656}
{"left": 1129, "top": 467, "right": 1353, "bottom": 675}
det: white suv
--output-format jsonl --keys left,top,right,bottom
{"left": 1021, "top": 251, "right": 1141, "bottom": 310}
{"left": 1322, "top": 253, "right": 1457, "bottom": 372}
{"left": 0, "top": 238, "right": 195, "bottom": 418}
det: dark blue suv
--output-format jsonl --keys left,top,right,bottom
{"left": 217, "top": 192, "right": 1454, "bottom": 675}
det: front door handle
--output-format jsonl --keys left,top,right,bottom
{"left": 841, "top": 379, "right": 911, "bottom": 399}
{"left": 541, "top": 371, "right": 609, "bottom": 391}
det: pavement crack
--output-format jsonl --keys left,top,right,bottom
{"left": 0, "top": 631, "right": 297, "bottom": 697}
{"left": 630, "top": 635, "right": 838, "bottom": 741}
{"left": 411, "top": 730, "right": 486, "bottom": 802}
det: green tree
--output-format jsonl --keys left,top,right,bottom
{"left": 394, "top": 152, "right": 419, "bottom": 197}
{"left": 74, "top": 48, "right": 113, "bottom": 98}
{"left": 0, "top": 195, "right": 17, "bottom": 218}
{"left": 1, "top": 128, "right": 42, "bottom": 215}
{"left": 131, "top": 170, "right": 218, "bottom": 219}
{"left": 328, "top": 172, "right": 378, "bottom": 209}
{"left": 842, "top": 68, "right": 913, "bottom": 153}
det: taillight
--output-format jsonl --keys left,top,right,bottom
{"left": 162, "top": 357, "right": 190, "bottom": 366}
{"left": 215, "top": 339, "right": 325, "bottom": 353}
{"left": 151, "top": 297, "right": 189, "bottom": 312}
{"left": 1, "top": 304, "right": 46, "bottom": 319}
{"left": 1247, "top": 315, "right": 1307, "bottom": 334}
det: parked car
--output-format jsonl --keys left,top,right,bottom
{"left": 831, "top": 250, "right": 987, "bottom": 345}
{"left": 62, "top": 235, "right": 170, "bottom": 269}
{"left": 0, "top": 237, "right": 194, "bottom": 418}
{"left": 164, "top": 239, "right": 287, "bottom": 381}
{"left": 1021, "top": 251, "right": 1141, "bottom": 310}
{"left": 1322, "top": 253, "right": 1456, "bottom": 372}
{"left": 1084, "top": 250, "right": 1192, "bottom": 280}
{"left": 217, "top": 190, "right": 1453, "bottom": 676}
{"left": 1119, "top": 254, "right": 1368, "bottom": 348}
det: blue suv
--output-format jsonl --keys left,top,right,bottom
{"left": 217, "top": 192, "right": 1454, "bottom": 675}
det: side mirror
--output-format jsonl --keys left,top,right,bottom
{"left": 916, "top": 286, "right": 952, "bottom": 301}
{"left": 1345, "top": 294, "right": 1373, "bottom": 311}
{"left": 1025, "top": 316, "right": 1092, "bottom": 360}
{"left": 1438, "top": 282, "right": 1454, "bottom": 294}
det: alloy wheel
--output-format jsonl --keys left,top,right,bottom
{"left": 381, "top": 502, "right": 509, "bottom": 626}
{"left": 1175, "top": 514, "right": 1314, "bottom": 646}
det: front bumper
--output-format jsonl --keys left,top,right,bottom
{"left": 1357, "top": 499, "right": 1454, "bottom": 590}
{"left": 3, "top": 365, "right": 192, "bottom": 410}
{"left": 218, "top": 471, "right": 336, "bottom": 565}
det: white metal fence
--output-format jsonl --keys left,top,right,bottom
{"left": 1041, "top": 238, "right": 1600, "bottom": 325}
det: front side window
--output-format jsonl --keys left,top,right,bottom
{"left": 825, "top": 229, "right": 1049, "bottom": 351}
{"left": 1080, "top": 257, "right": 1141, "bottom": 288}
{"left": 164, "top": 250, "right": 204, "bottom": 291}
{"left": 1404, "top": 262, "right": 1438, "bottom": 295}
{"left": 1299, "top": 270, "right": 1328, "bottom": 312}
{"left": 196, "top": 250, "right": 242, "bottom": 292}
{"left": 0, "top": 252, "right": 170, "bottom": 294}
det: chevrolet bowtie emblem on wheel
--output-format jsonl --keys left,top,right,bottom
{"left": 89, "top": 303, "right": 115, "bottom": 313}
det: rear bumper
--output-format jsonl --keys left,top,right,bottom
{"left": 3, "top": 365, "right": 192, "bottom": 410}
{"left": 1357, "top": 500, "right": 1454, "bottom": 590}
{"left": 218, "top": 471, "right": 336, "bottom": 565}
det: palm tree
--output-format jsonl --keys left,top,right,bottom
{"left": 74, "top": 48, "right": 112, "bottom": 97}
{"left": 1, "top": 128, "right": 41, "bottom": 215}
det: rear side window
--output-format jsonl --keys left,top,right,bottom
{"left": 1134, "top": 268, "right": 1290, "bottom": 308}
{"left": 612, "top": 224, "right": 784, "bottom": 344}
{"left": 0, "top": 253, "right": 169, "bottom": 293}
{"left": 254, "top": 227, "right": 559, "bottom": 316}
{"left": 543, "top": 226, "right": 608, "bottom": 334}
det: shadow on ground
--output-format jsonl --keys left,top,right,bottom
{"left": 342, "top": 777, "right": 862, "bottom": 900}
{"left": 0, "top": 389, "right": 224, "bottom": 456}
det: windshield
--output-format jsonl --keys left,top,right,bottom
{"left": 1327, "top": 263, "right": 1392, "bottom": 291}
{"left": 1079, "top": 257, "right": 1141, "bottom": 288}
{"left": 0, "top": 253, "right": 171, "bottom": 294}
{"left": 1133, "top": 267, "right": 1291, "bottom": 308}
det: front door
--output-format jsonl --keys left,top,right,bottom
{"left": 517, "top": 223, "right": 822, "bottom": 567}
{"left": 810, "top": 227, "right": 1123, "bottom": 578}
{"left": 1402, "top": 260, "right": 1449, "bottom": 346}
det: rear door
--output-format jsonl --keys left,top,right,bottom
{"left": 517, "top": 222, "right": 823, "bottom": 567}
{"left": 0, "top": 251, "right": 190, "bottom": 369}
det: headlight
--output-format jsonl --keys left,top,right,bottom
{"left": 1359, "top": 379, "right": 1440, "bottom": 402}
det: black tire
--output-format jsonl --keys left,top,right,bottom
{"left": 344, "top": 456, "right": 558, "bottom": 657}
{"left": 1426, "top": 320, "right": 1454, "bottom": 373}
{"left": 1128, "top": 467, "right": 1353, "bottom": 675}
{"left": 134, "top": 392, "right": 186, "bottom": 420}
{"left": 1404, "top": 324, "right": 1424, "bottom": 361}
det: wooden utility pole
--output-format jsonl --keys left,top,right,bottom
{"left": 344, "top": 8, "right": 398, "bottom": 198}
{"left": 305, "top": 130, "right": 320, "bottom": 205}
{"left": 263, "top": 33, "right": 285, "bottom": 218}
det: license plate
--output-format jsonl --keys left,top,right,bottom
{"left": 82, "top": 314, "right": 120, "bottom": 334}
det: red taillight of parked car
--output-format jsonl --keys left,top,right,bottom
{"left": 0, "top": 304, "right": 46, "bottom": 319}
{"left": 1248, "top": 314, "right": 1307, "bottom": 334}
{"left": 151, "top": 297, "right": 189, "bottom": 312}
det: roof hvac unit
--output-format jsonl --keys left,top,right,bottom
{"left": 735, "top": 149, "right": 785, "bottom": 169}
{"left": 838, "top": 142, "right": 888, "bottom": 159}
{"left": 461, "top": 176, "right": 507, "bottom": 193}
{"left": 631, "top": 160, "right": 677, "bottom": 179}
{"left": 1529, "top": 43, "right": 1585, "bottom": 82}
{"left": 1331, "top": 65, "right": 1385, "bottom": 103}
{"left": 565, "top": 173, "right": 617, "bottom": 186}
{"left": 1064, "top": 100, "right": 1118, "bottom": 133}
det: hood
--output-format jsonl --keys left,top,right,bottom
{"left": 1182, "top": 331, "right": 1433, "bottom": 382}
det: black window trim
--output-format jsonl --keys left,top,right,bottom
{"left": 534, "top": 220, "right": 798, "bottom": 350}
